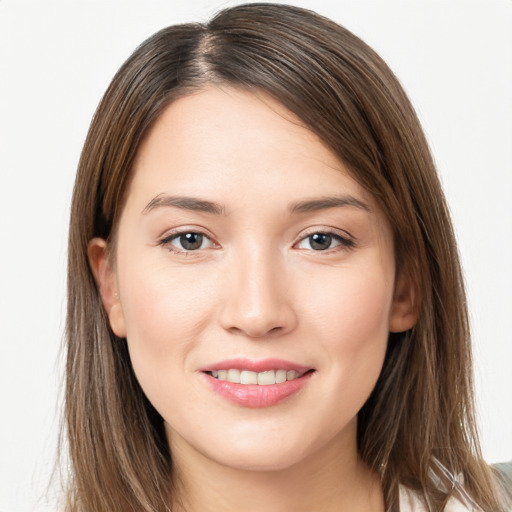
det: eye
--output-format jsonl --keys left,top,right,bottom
{"left": 296, "top": 231, "right": 353, "bottom": 251}
{"left": 160, "top": 231, "right": 215, "bottom": 252}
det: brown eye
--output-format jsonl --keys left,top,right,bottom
{"left": 160, "top": 231, "right": 214, "bottom": 252}
{"left": 178, "top": 233, "right": 204, "bottom": 250}
{"left": 309, "top": 233, "right": 332, "bottom": 251}
{"left": 296, "top": 231, "right": 354, "bottom": 252}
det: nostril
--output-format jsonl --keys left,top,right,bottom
{"left": 218, "top": 283, "right": 298, "bottom": 338}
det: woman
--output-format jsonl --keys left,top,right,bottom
{"left": 65, "top": 3, "right": 510, "bottom": 511}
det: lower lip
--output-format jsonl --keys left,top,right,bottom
{"left": 202, "top": 371, "right": 314, "bottom": 408}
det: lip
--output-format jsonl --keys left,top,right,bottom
{"left": 199, "top": 358, "right": 315, "bottom": 408}
{"left": 199, "top": 358, "right": 311, "bottom": 373}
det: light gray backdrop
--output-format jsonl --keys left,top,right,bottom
{"left": 1, "top": 1, "right": 511, "bottom": 510}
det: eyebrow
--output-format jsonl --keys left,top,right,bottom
{"left": 142, "top": 194, "right": 227, "bottom": 215}
{"left": 288, "top": 195, "right": 372, "bottom": 214}
{"left": 142, "top": 194, "right": 371, "bottom": 216}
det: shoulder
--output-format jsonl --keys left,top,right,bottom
{"left": 494, "top": 461, "right": 512, "bottom": 488}
{"left": 399, "top": 485, "right": 473, "bottom": 512}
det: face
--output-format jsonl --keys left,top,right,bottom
{"left": 90, "top": 86, "right": 415, "bottom": 473}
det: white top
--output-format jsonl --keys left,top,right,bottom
{"left": 399, "top": 486, "right": 473, "bottom": 511}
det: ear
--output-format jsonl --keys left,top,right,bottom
{"left": 389, "top": 270, "right": 418, "bottom": 333}
{"left": 87, "top": 238, "right": 127, "bottom": 338}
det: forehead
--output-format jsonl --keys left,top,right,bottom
{"left": 128, "top": 86, "right": 376, "bottom": 212}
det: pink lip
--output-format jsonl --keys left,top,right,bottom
{"left": 199, "top": 358, "right": 314, "bottom": 408}
{"left": 199, "top": 358, "right": 310, "bottom": 373}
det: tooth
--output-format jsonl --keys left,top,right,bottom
{"left": 275, "top": 369, "right": 287, "bottom": 383}
{"left": 257, "top": 370, "right": 276, "bottom": 385}
{"left": 214, "top": 368, "right": 304, "bottom": 384}
{"left": 286, "top": 370, "right": 299, "bottom": 381}
{"left": 227, "top": 369, "right": 241, "bottom": 383}
{"left": 240, "top": 370, "right": 258, "bottom": 384}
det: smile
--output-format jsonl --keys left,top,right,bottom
{"left": 207, "top": 369, "right": 308, "bottom": 385}
{"left": 201, "top": 359, "right": 315, "bottom": 408}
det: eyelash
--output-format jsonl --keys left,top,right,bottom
{"left": 158, "top": 228, "right": 355, "bottom": 255}
{"left": 295, "top": 230, "right": 355, "bottom": 252}
{"left": 158, "top": 230, "right": 217, "bottom": 255}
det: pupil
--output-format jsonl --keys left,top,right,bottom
{"left": 180, "top": 233, "right": 203, "bottom": 250}
{"left": 310, "top": 233, "right": 331, "bottom": 250}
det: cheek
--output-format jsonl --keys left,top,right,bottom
{"left": 115, "top": 260, "right": 221, "bottom": 426}
{"left": 122, "top": 256, "right": 210, "bottom": 326}
{"left": 116, "top": 256, "right": 216, "bottom": 380}
{"left": 304, "top": 268, "right": 392, "bottom": 393}
{"left": 310, "top": 269, "right": 392, "bottom": 341}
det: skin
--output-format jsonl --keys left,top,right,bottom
{"left": 89, "top": 86, "right": 416, "bottom": 512}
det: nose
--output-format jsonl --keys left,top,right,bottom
{"left": 218, "top": 250, "right": 298, "bottom": 339}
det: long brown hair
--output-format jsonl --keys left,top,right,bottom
{"left": 65, "top": 3, "right": 508, "bottom": 510}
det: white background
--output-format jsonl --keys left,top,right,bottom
{"left": 0, "top": 1, "right": 511, "bottom": 510}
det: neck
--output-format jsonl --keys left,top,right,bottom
{"left": 169, "top": 420, "right": 384, "bottom": 512}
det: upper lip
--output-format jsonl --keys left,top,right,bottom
{"left": 199, "top": 358, "right": 312, "bottom": 373}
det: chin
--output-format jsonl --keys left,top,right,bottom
{"left": 196, "top": 423, "right": 342, "bottom": 474}
{"left": 209, "top": 445, "right": 309, "bottom": 473}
